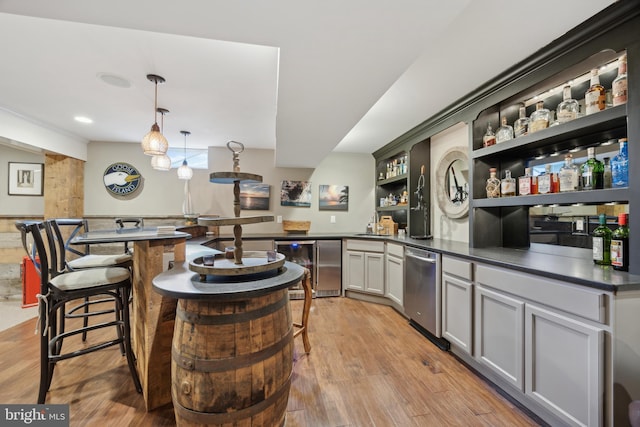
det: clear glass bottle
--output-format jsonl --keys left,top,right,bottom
{"left": 611, "top": 138, "right": 629, "bottom": 188}
{"left": 559, "top": 154, "right": 579, "bottom": 192}
{"left": 483, "top": 123, "right": 496, "bottom": 147}
{"left": 486, "top": 168, "right": 501, "bottom": 198}
{"left": 496, "top": 116, "right": 514, "bottom": 143}
{"left": 537, "top": 164, "right": 551, "bottom": 194}
{"left": 603, "top": 157, "right": 612, "bottom": 189}
{"left": 592, "top": 214, "right": 612, "bottom": 265}
{"left": 529, "top": 101, "right": 550, "bottom": 133}
{"left": 518, "top": 167, "right": 533, "bottom": 196}
{"left": 580, "top": 147, "right": 604, "bottom": 190}
{"left": 513, "top": 105, "right": 529, "bottom": 138}
{"left": 611, "top": 213, "right": 629, "bottom": 271}
{"left": 612, "top": 54, "right": 628, "bottom": 106}
{"left": 500, "top": 170, "right": 516, "bottom": 197}
{"left": 556, "top": 85, "right": 579, "bottom": 124}
{"left": 585, "top": 68, "right": 606, "bottom": 115}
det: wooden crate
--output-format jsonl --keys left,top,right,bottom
{"left": 282, "top": 220, "right": 310, "bottom": 233}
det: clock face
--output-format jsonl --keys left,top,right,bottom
{"left": 103, "top": 162, "right": 142, "bottom": 197}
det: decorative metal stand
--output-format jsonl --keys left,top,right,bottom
{"left": 196, "top": 141, "right": 277, "bottom": 274}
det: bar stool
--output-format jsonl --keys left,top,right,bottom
{"left": 293, "top": 267, "right": 312, "bottom": 353}
{"left": 114, "top": 217, "right": 144, "bottom": 254}
{"left": 16, "top": 221, "right": 142, "bottom": 403}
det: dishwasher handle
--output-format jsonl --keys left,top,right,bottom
{"left": 405, "top": 252, "right": 437, "bottom": 263}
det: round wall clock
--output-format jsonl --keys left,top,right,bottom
{"left": 103, "top": 162, "right": 143, "bottom": 198}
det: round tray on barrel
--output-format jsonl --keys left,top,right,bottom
{"left": 189, "top": 251, "right": 286, "bottom": 277}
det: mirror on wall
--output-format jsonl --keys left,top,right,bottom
{"left": 435, "top": 147, "right": 469, "bottom": 219}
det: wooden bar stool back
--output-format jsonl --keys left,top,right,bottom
{"left": 293, "top": 267, "right": 312, "bottom": 353}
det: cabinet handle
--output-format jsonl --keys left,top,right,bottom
{"left": 406, "top": 253, "right": 437, "bottom": 263}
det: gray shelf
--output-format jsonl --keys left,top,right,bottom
{"left": 473, "top": 188, "right": 629, "bottom": 208}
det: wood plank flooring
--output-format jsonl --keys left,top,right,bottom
{"left": 0, "top": 297, "right": 542, "bottom": 426}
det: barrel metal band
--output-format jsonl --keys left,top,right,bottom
{"left": 176, "top": 294, "right": 287, "bottom": 326}
{"left": 173, "top": 374, "right": 291, "bottom": 424}
{"left": 173, "top": 327, "right": 293, "bottom": 372}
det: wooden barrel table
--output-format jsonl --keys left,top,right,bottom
{"left": 153, "top": 258, "right": 305, "bottom": 427}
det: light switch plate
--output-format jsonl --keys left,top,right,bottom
{"left": 277, "top": 215, "right": 282, "bottom": 223}
{"left": 330, "top": 215, "right": 336, "bottom": 223}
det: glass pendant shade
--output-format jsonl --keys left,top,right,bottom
{"left": 151, "top": 153, "right": 171, "bottom": 171}
{"left": 177, "top": 160, "right": 193, "bottom": 180}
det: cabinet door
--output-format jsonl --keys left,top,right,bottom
{"left": 364, "top": 252, "right": 385, "bottom": 295}
{"left": 442, "top": 273, "right": 473, "bottom": 354}
{"left": 525, "top": 304, "right": 603, "bottom": 427}
{"left": 475, "top": 285, "right": 524, "bottom": 391}
{"left": 385, "top": 254, "right": 403, "bottom": 306}
{"left": 344, "top": 250, "right": 365, "bottom": 291}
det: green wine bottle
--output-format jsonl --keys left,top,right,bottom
{"left": 611, "top": 213, "right": 629, "bottom": 271}
{"left": 592, "top": 214, "right": 612, "bottom": 265}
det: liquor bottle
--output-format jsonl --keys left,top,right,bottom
{"left": 518, "top": 168, "right": 533, "bottom": 196}
{"left": 585, "top": 68, "right": 606, "bottom": 115}
{"left": 496, "top": 117, "right": 514, "bottom": 143}
{"left": 500, "top": 170, "right": 516, "bottom": 197}
{"left": 611, "top": 213, "right": 629, "bottom": 271}
{"left": 611, "top": 138, "right": 629, "bottom": 188}
{"left": 603, "top": 157, "right": 612, "bottom": 189}
{"left": 612, "top": 54, "right": 628, "bottom": 106}
{"left": 529, "top": 101, "right": 550, "bottom": 133}
{"left": 550, "top": 166, "right": 560, "bottom": 193}
{"left": 483, "top": 123, "right": 496, "bottom": 147}
{"left": 592, "top": 214, "right": 612, "bottom": 265}
{"left": 559, "top": 154, "right": 579, "bottom": 192}
{"left": 580, "top": 147, "right": 604, "bottom": 190}
{"left": 537, "top": 164, "right": 551, "bottom": 194}
{"left": 513, "top": 105, "right": 529, "bottom": 138}
{"left": 530, "top": 172, "right": 538, "bottom": 195}
{"left": 486, "top": 168, "right": 501, "bottom": 198}
{"left": 556, "top": 85, "right": 579, "bottom": 124}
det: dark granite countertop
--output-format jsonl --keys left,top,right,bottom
{"left": 185, "top": 233, "right": 640, "bottom": 293}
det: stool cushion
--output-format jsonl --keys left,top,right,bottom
{"left": 51, "top": 267, "right": 131, "bottom": 291}
{"left": 68, "top": 254, "right": 132, "bottom": 269}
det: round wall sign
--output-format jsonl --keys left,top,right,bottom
{"left": 103, "top": 162, "right": 143, "bottom": 197}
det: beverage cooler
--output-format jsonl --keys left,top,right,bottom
{"left": 275, "top": 240, "right": 341, "bottom": 298}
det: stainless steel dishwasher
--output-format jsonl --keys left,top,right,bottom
{"left": 404, "top": 247, "right": 449, "bottom": 350}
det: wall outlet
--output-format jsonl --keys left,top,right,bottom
{"left": 575, "top": 218, "right": 584, "bottom": 231}
{"left": 277, "top": 215, "right": 282, "bottom": 223}
{"left": 330, "top": 215, "right": 336, "bottom": 224}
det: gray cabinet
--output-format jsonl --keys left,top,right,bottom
{"left": 475, "top": 285, "right": 524, "bottom": 391}
{"left": 385, "top": 243, "right": 404, "bottom": 306}
{"left": 525, "top": 304, "right": 603, "bottom": 427}
{"left": 442, "top": 256, "right": 473, "bottom": 354}
{"left": 343, "top": 239, "right": 385, "bottom": 296}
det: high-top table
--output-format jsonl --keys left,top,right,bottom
{"left": 72, "top": 228, "right": 190, "bottom": 411}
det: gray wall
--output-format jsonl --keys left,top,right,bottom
{"left": 85, "top": 141, "right": 375, "bottom": 234}
{"left": 0, "top": 144, "right": 44, "bottom": 216}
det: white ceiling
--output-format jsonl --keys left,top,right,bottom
{"left": 0, "top": 0, "right": 615, "bottom": 168}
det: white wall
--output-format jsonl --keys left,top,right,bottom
{"left": 85, "top": 142, "right": 375, "bottom": 233}
{"left": 0, "top": 144, "right": 45, "bottom": 215}
{"left": 430, "top": 122, "right": 470, "bottom": 243}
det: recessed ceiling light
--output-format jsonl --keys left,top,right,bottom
{"left": 74, "top": 116, "right": 93, "bottom": 124}
{"left": 97, "top": 72, "right": 131, "bottom": 88}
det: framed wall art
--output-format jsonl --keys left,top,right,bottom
{"left": 8, "top": 162, "right": 44, "bottom": 196}
{"left": 240, "top": 183, "right": 270, "bottom": 210}
{"left": 319, "top": 184, "right": 349, "bottom": 211}
{"left": 280, "top": 180, "right": 311, "bottom": 207}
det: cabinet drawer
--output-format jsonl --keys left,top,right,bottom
{"left": 476, "top": 264, "right": 607, "bottom": 324}
{"left": 442, "top": 255, "right": 473, "bottom": 281}
{"left": 386, "top": 242, "right": 404, "bottom": 258}
{"left": 345, "top": 239, "right": 385, "bottom": 253}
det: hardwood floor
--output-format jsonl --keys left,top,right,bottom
{"left": 0, "top": 297, "right": 541, "bottom": 426}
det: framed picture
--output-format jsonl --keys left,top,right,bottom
{"left": 280, "top": 180, "right": 311, "bottom": 207}
{"left": 8, "top": 162, "right": 44, "bottom": 196}
{"left": 240, "top": 183, "right": 270, "bottom": 210}
{"left": 319, "top": 185, "right": 349, "bottom": 211}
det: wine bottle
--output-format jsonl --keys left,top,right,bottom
{"left": 592, "top": 214, "right": 612, "bottom": 265}
{"left": 611, "top": 213, "right": 629, "bottom": 271}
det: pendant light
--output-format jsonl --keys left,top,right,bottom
{"left": 177, "top": 130, "right": 193, "bottom": 180}
{"left": 141, "top": 74, "right": 169, "bottom": 156}
{"left": 151, "top": 108, "right": 171, "bottom": 170}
